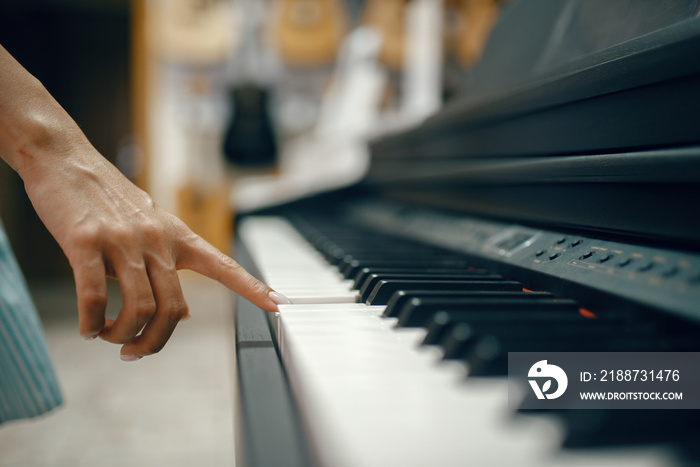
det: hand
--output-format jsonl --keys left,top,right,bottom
{"left": 20, "top": 140, "right": 287, "bottom": 361}
{"left": 0, "top": 44, "right": 289, "bottom": 361}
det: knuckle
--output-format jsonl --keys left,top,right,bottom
{"left": 81, "top": 291, "right": 107, "bottom": 311}
{"left": 169, "top": 216, "right": 190, "bottom": 234}
{"left": 208, "top": 253, "right": 243, "bottom": 282}
{"left": 109, "top": 224, "right": 134, "bottom": 245}
{"left": 71, "top": 223, "right": 103, "bottom": 249}
{"left": 215, "top": 252, "right": 267, "bottom": 296}
{"left": 218, "top": 254, "right": 242, "bottom": 273}
{"left": 245, "top": 275, "right": 268, "bottom": 295}
{"left": 165, "top": 298, "right": 188, "bottom": 318}
{"left": 133, "top": 299, "right": 157, "bottom": 321}
{"left": 145, "top": 252, "right": 176, "bottom": 272}
{"left": 140, "top": 220, "right": 166, "bottom": 243}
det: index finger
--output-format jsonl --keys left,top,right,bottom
{"left": 177, "top": 235, "right": 289, "bottom": 311}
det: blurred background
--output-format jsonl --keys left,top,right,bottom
{"left": 0, "top": 0, "right": 503, "bottom": 465}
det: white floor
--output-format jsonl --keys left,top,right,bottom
{"left": 0, "top": 274, "right": 236, "bottom": 467}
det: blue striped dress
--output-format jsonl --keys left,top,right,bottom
{"left": 0, "top": 220, "right": 62, "bottom": 423}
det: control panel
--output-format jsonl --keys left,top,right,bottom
{"left": 352, "top": 201, "right": 700, "bottom": 322}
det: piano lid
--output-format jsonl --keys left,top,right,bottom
{"left": 366, "top": 0, "right": 700, "bottom": 249}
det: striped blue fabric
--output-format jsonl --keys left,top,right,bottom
{"left": 0, "top": 220, "right": 62, "bottom": 423}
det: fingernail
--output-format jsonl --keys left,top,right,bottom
{"left": 120, "top": 354, "right": 142, "bottom": 362}
{"left": 82, "top": 333, "right": 98, "bottom": 341}
{"left": 268, "top": 291, "right": 292, "bottom": 305}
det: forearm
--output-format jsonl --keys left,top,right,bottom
{"left": 0, "top": 44, "right": 90, "bottom": 181}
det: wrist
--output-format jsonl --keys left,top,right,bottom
{"left": 4, "top": 109, "right": 92, "bottom": 183}
{"left": 0, "top": 72, "right": 88, "bottom": 181}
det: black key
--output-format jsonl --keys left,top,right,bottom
{"left": 337, "top": 252, "right": 445, "bottom": 268}
{"left": 364, "top": 278, "right": 516, "bottom": 304}
{"left": 304, "top": 233, "right": 437, "bottom": 263}
{"left": 353, "top": 267, "right": 489, "bottom": 289}
{"left": 439, "top": 321, "right": 657, "bottom": 360}
{"left": 404, "top": 302, "right": 584, "bottom": 329}
{"left": 396, "top": 296, "right": 578, "bottom": 327}
{"left": 328, "top": 250, "right": 399, "bottom": 266}
{"left": 358, "top": 272, "right": 500, "bottom": 298}
{"left": 342, "top": 259, "right": 473, "bottom": 279}
{"left": 422, "top": 310, "right": 607, "bottom": 346}
{"left": 338, "top": 254, "right": 466, "bottom": 272}
{"left": 383, "top": 291, "right": 552, "bottom": 318}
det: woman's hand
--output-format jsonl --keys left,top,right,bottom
{"left": 24, "top": 143, "right": 286, "bottom": 361}
{"left": 0, "top": 44, "right": 288, "bottom": 361}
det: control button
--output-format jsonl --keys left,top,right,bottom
{"left": 638, "top": 262, "right": 655, "bottom": 273}
{"left": 548, "top": 253, "right": 561, "bottom": 260}
{"left": 570, "top": 240, "right": 582, "bottom": 247}
{"left": 579, "top": 251, "right": 595, "bottom": 260}
{"left": 556, "top": 237, "right": 567, "bottom": 245}
{"left": 661, "top": 267, "right": 680, "bottom": 278}
{"left": 617, "top": 258, "right": 633, "bottom": 268}
{"left": 535, "top": 250, "right": 546, "bottom": 257}
{"left": 598, "top": 254, "right": 613, "bottom": 264}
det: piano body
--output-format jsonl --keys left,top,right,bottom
{"left": 232, "top": 1, "right": 700, "bottom": 466}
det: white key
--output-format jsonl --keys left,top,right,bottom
{"left": 282, "top": 292, "right": 359, "bottom": 304}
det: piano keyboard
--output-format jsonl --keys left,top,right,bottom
{"left": 236, "top": 215, "right": 700, "bottom": 467}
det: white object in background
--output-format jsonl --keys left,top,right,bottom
{"left": 401, "top": 0, "right": 443, "bottom": 123}
{"left": 316, "top": 27, "right": 387, "bottom": 138}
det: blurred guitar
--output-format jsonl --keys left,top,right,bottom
{"left": 269, "top": 0, "right": 347, "bottom": 68}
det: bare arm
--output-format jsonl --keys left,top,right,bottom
{"left": 0, "top": 44, "right": 288, "bottom": 361}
